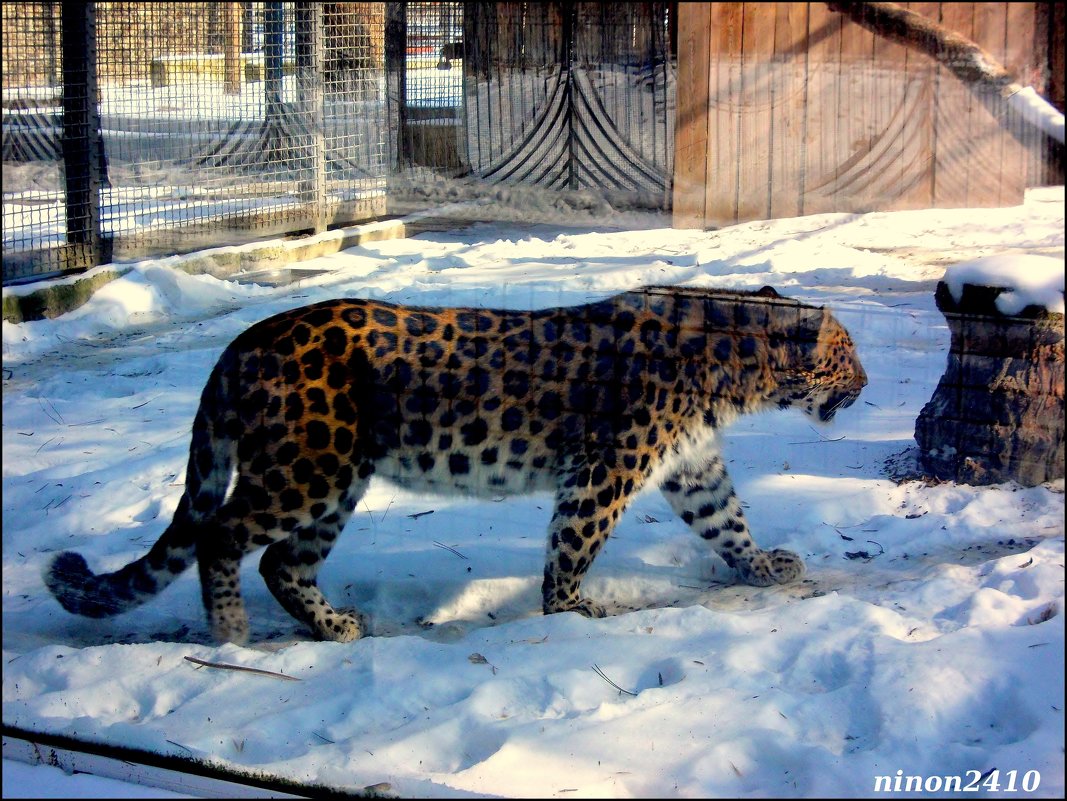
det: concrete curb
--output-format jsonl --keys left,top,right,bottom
{"left": 2, "top": 215, "right": 460, "bottom": 324}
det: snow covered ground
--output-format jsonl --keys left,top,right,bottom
{"left": 2, "top": 758, "right": 192, "bottom": 799}
{"left": 2, "top": 187, "right": 1064, "bottom": 798}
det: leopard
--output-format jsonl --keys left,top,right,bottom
{"left": 46, "top": 285, "right": 867, "bottom": 645}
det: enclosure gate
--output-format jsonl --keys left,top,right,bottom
{"left": 388, "top": 1, "right": 677, "bottom": 210}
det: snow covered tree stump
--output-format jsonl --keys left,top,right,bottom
{"left": 914, "top": 256, "right": 1065, "bottom": 486}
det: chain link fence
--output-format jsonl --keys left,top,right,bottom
{"left": 3, "top": 2, "right": 70, "bottom": 277}
{"left": 3, "top": 2, "right": 387, "bottom": 284}
{"left": 3, "top": 2, "right": 678, "bottom": 286}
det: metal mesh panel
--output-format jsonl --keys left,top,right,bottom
{"left": 3, "top": 2, "right": 680, "bottom": 285}
{"left": 321, "top": 3, "right": 388, "bottom": 214}
{"left": 97, "top": 3, "right": 303, "bottom": 249}
{"left": 2, "top": 2, "right": 67, "bottom": 281}
{"left": 2, "top": 2, "right": 387, "bottom": 284}
{"left": 96, "top": 2, "right": 387, "bottom": 260}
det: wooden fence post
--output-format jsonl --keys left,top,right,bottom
{"left": 672, "top": 3, "right": 711, "bottom": 228}
{"left": 223, "top": 2, "right": 242, "bottom": 95}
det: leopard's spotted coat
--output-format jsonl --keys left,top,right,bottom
{"left": 47, "top": 285, "right": 866, "bottom": 643}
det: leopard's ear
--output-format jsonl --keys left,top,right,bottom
{"left": 754, "top": 285, "right": 780, "bottom": 299}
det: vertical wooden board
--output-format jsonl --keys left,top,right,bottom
{"left": 868, "top": 1, "right": 908, "bottom": 206}
{"left": 933, "top": 2, "right": 978, "bottom": 207}
{"left": 898, "top": 2, "right": 939, "bottom": 209}
{"left": 968, "top": 2, "right": 1015, "bottom": 206}
{"left": 1003, "top": 2, "right": 1042, "bottom": 187}
{"left": 735, "top": 2, "right": 777, "bottom": 221}
{"left": 801, "top": 1, "right": 843, "bottom": 215}
{"left": 672, "top": 2, "right": 712, "bottom": 228}
{"left": 985, "top": 2, "right": 1029, "bottom": 205}
{"left": 768, "top": 1, "right": 809, "bottom": 220}
{"left": 1003, "top": 2, "right": 1038, "bottom": 79}
{"left": 705, "top": 2, "right": 744, "bottom": 226}
{"left": 833, "top": 6, "right": 878, "bottom": 211}
{"left": 865, "top": 2, "right": 930, "bottom": 211}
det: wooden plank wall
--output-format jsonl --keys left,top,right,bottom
{"left": 673, "top": 2, "right": 1044, "bottom": 229}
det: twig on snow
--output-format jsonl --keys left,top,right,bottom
{"left": 433, "top": 541, "right": 468, "bottom": 559}
{"left": 184, "top": 655, "right": 301, "bottom": 681}
{"left": 592, "top": 663, "right": 637, "bottom": 697}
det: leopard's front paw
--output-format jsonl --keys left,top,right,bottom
{"left": 545, "top": 597, "right": 607, "bottom": 619}
{"left": 737, "top": 549, "right": 805, "bottom": 586}
{"left": 314, "top": 607, "right": 366, "bottom": 642}
{"left": 210, "top": 609, "right": 251, "bottom": 645}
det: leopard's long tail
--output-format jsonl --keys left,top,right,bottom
{"left": 45, "top": 345, "right": 240, "bottom": 619}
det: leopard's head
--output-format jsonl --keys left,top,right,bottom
{"left": 772, "top": 306, "right": 867, "bottom": 423}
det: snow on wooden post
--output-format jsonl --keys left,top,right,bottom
{"left": 914, "top": 255, "right": 1065, "bottom": 486}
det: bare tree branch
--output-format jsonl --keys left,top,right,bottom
{"left": 826, "top": 1, "right": 1065, "bottom": 145}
